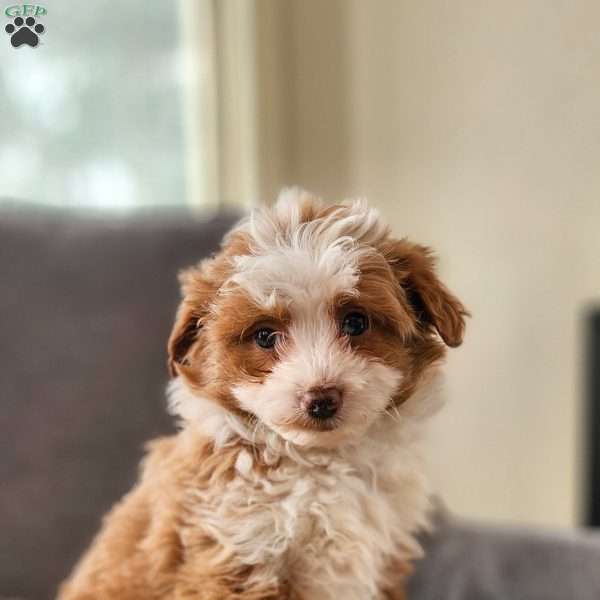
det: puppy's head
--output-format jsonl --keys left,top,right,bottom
{"left": 168, "top": 190, "right": 467, "bottom": 447}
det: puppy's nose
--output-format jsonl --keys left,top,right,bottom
{"left": 301, "top": 387, "right": 342, "bottom": 420}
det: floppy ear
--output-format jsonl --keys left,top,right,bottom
{"left": 167, "top": 300, "right": 201, "bottom": 377}
{"left": 167, "top": 264, "right": 216, "bottom": 377}
{"left": 382, "top": 239, "right": 469, "bottom": 347}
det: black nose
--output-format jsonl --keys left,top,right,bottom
{"left": 302, "top": 387, "right": 342, "bottom": 420}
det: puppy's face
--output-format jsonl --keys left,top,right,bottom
{"left": 168, "top": 192, "right": 467, "bottom": 448}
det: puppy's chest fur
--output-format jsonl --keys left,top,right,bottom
{"left": 193, "top": 431, "right": 428, "bottom": 600}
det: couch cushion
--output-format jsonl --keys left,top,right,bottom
{"left": 408, "top": 513, "right": 600, "bottom": 600}
{"left": 0, "top": 204, "right": 238, "bottom": 600}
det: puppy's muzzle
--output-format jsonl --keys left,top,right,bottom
{"left": 300, "top": 386, "right": 343, "bottom": 421}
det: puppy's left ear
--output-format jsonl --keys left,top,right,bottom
{"left": 383, "top": 239, "right": 469, "bottom": 347}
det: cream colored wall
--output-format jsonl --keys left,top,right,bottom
{"left": 254, "top": 0, "right": 600, "bottom": 526}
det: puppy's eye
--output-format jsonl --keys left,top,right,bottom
{"left": 341, "top": 311, "right": 369, "bottom": 336}
{"left": 254, "top": 328, "right": 277, "bottom": 349}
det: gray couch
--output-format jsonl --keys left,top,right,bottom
{"left": 1, "top": 203, "right": 599, "bottom": 600}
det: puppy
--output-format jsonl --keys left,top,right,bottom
{"left": 59, "top": 189, "right": 467, "bottom": 600}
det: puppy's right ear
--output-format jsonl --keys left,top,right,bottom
{"left": 167, "top": 300, "right": 200, "bottom": 378}
{"left": 167, "top": 265, "right": 215, "bottom": 378}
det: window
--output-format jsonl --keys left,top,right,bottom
{"left": 0, "top": 0, "right": 215, "bottom": 210}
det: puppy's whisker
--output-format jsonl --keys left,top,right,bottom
{"left": 385, "top": 405, "right": 401, "bottom": 423}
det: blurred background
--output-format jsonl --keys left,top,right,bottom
{"left": 2, "top": 0, "right": 600, "bottom": 533}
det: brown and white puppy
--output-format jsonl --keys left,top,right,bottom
{"left": 59, "top": 189, "right": 467, "bottom": 600}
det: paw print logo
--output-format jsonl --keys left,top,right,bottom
{"left": 5, "top": 16, "right": 45, "bottom": 48}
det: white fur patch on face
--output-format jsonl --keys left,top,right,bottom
{"left": 232, "top": 310, "right": 403, "bottom": 447}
